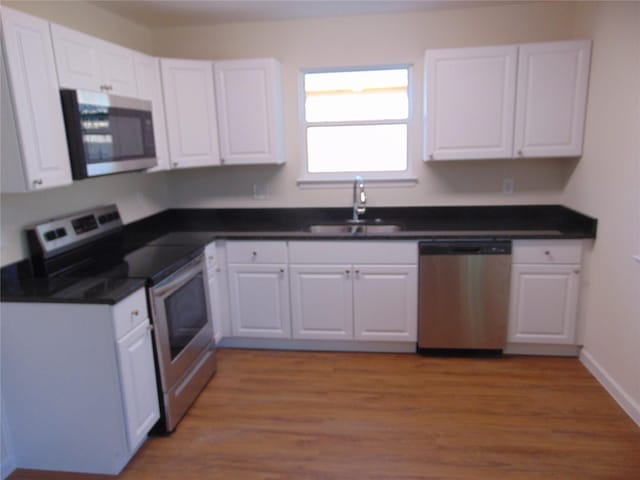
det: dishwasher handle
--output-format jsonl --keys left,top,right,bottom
{"left": 419, "top": 240, "right": 511, "bottom": 255}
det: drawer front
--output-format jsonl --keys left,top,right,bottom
{"left": 289, "top": 241, "right": 417, "bottom": 264}
{"left": 512, "top": 240, "right": 583, "bottom": 264}
{"left": 113, "top": 288, "right": 149, "bottom": 340}
{"left": 226, "top": 241, "right": 288, "bottom": 264}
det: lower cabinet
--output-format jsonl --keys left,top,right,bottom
{"left": 289, "top": 265, "right": 353, "bottom": 340}
{"left": 353, "top": 265, "right": 418, "bottom": 341}
{"left": 227, "top": 264, "right": 291, "bottom": 338}
{"left": 508, "top": 240, "right": 583, "bottom": 346}
{"left": 0, "top": 288, "right": 159, "bottom": 475}
{"left": 508, "top": 264, "right": 580, "bottom": 344}
{"left": 288, "top": 241, "right": 418, "bottom": 343}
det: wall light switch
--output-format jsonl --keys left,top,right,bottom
{"left": 502, "top": 178, "right": 514, "bottom": 195}
{"left": 253, "top": 184, "right": 267, "bottom": 199}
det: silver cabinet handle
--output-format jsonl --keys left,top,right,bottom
{"left": 33, "top": 179, "right": 43, "bottom": 186}
{"left": 131, "top": 310, "right": 139, "bottom": 316}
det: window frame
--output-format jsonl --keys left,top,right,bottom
{"left": 297, "top": 64, "right": 416, "bottom": 186}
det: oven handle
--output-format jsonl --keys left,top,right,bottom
{"left": 151, "top": 255, "right": 205, "bottom": 298}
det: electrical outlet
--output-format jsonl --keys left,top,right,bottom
{"left": 502, "top": 178, "right": 514, "bottom": 194}
{"left": 253, "top": 184, "right": 267, "bottom": 200}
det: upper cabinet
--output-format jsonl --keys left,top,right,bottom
{"left": 50, "top": 23, "right": 138, "bottom": 96}
{"left": 213, "top": 58, "right": 284, "bottom": 165}
{"left": 0, "top": 6, "right": 72, "bottom": 192}
{"left": 160, "top": 58, "right": 221, "bottom": 170}
{"left": 424, "top": 45, "right": 518, "bottom": 161}
{"left": 513, "top": 41, "right": 591, "bottom": 158}
{"left": 134, "top": 53, "right": 171, "bottom": 172}
{"left": 424, "top": 40, "right": 592, "bottom": 161}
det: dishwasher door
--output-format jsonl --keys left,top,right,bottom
{"left": 418, "top": 241, "right": 512, "bottom": 352}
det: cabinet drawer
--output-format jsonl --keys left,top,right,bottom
{"left": 512, "top": 240, "right": 583, "bottom": 264}
{"left": 289, "top": 241, "right": 417, "bottom": 264}
{"left": 226, "top": 241, "right": 287, "bottom": 264}
{"left": 113, "top": 288, "right": 148, "bottom": 340}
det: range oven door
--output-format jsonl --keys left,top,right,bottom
{"left": 149, "top": 254, "right": 214, "bottom": 390}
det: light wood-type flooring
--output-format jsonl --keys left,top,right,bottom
{"left": 8, "top": 348, "right": 640, "bottom": 480}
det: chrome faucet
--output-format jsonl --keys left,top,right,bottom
{"left": 352, "top": 176, "right": 366, "bottom": 222}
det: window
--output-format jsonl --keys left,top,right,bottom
{"left": 301, "top": 66, "right": 412, "bottom": 182}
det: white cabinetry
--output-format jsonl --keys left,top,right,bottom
{"left": 0, "top": 6, "right": 72, "bottom": 192}
{"left": 289, "top": 242, "right": 418, "bottom": 342}
{"left": 213, "top": 58, "right": 284, "bottom": 165}
{"left": 51, "top": 23, "right": 138, "bottom": 96}
{"left": 508, "top": 240, "right": 583, "bottom": 345}
{"left": 205, "top": 240, "right": 230, "bottom": 342}
{"left": 135, "top": 53, "right": 170, "bottom": 171}
{"left": 160, "top": 58, "right": 220, "bottom": 170}
{"left": 289, "top": 265, "right": 353, "bottom": 340}
{"left": 226, "top": 241, "right": 290, "bottom": 338}
{"left": 0, "top": 288, "right": 159, "bottom": 475}
{"left": 424, "top": 40, "right": 591, "bottom": 161}
{"left": 424, "top": 45, "right": 518, "bottom": 161}
{"left": 513, "top": 41, "right": 591, "bottom": 158}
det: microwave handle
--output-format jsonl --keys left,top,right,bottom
{"left": 151, "top": 256, "right": 204, "bottom": 298}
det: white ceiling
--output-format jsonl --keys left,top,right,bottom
{"left": 91, "top": 0, "right": 507, "bottom": 27}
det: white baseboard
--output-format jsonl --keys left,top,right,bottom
{"left": 580, "top": 349, "right": 640, "bottom": 427}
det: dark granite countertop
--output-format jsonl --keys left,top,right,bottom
{"left": 124, "top": 205, "right": 597, "bottom": 242}
{"left": 1, "top": 205, "right": 597, "bottom": 305}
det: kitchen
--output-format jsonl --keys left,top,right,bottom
{"left": 0, "top": 0, "right": 639, "bottom": 478}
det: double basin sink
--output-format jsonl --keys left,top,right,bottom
{"left": 305, "top": 222, "right": 403, "bottom": 235}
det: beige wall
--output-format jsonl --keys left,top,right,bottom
{"left": 152, "top": 2, "right": 579, "bottom": 209}
{"left": 566, "top": 2, "right": 640, "bottom": 423}
{"left": 0, "top": 1, "right": 168, "bottom": 265}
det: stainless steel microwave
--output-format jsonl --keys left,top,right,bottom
{"left": 60, "top": 89, "right": 157, "bottom": 179}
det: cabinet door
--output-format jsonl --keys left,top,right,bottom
{"left": 97, "top": 40, "right": 137, "bottom": 97}
{"left": 135, "top": 53, "right": 170, "bottom": 171}
{"left": 508, "top": 264, "right": 580, "bottom": 344}
{"left": 50, "top": 23, "right": 102, "bottom": 91}
{"left": 353, "top": 265, "right": 418, "bottom": 341}
{"left": 514, "top": 40, "right": 591, "bottom": 158}
{"left": 290, "top": 265, "right": 353, "bottom": 340}
{"left": 116, "top": 320, "right": 160, "bottom": 452}
{"left": 214, "top": 58, "right": 283, "bottom": 165}
{"left": 0, "top": 7, "right": 72, "bottom": 192}
{"left": 424, "top": 45, "right": 518, "bottom": 161}
{"left": 160, "top": 58, "right": 221, "bottom": 169}
{"left": 228, "top": 264, "right": 290, "bottom": 338}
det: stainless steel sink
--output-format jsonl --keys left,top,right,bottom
{"left": 305, "top": 223, "right": 402, "bottom": 234}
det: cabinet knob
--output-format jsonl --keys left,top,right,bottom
{"left": 32, "top": 179, "right": 43, "bottom": 186}
{"left": 252, "top": 251, "right": 257, "bottom": 257}
{"left": 355, "top": 270, "right": 360, "bottom": 275}
{"left": 544, "top": 250, "right": 551, "bottom": 255}
{"left": 345, "top": 270, "right": 350, "bottom": 276}
{"left": 574, "top": 269, "right": 580, "bottom": 274}
{"left": 173, "top": 162, "right": 178, "bottom": 168}
{"left": 208, "top": 255, "right": 214, "bottom": 261}
{"left": 279, "top": 268, "right": 285, "bottom": 274}
{"left": 429, "top": 154, "right": 434, "bottom": 160}
{"left": 215, "top": 267, "right": 221, "bottom": 273}
{"left": 220, "top": 158, "right": 225, "bottom": 164}
{"left": 131, "top": 310, "right": 140, "bottom": 316}
{"left": 517, "top": 150, "right": 523, "bottom": 156}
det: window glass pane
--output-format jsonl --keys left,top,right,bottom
{"left": 305, "top": 69, "right": 408, "bottom": 122}
{"left": 307, "top": 124, "right": 407, "bottom": 173}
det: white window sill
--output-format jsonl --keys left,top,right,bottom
{"left": 297, "top": 177, "right": 418, "bottom": 189}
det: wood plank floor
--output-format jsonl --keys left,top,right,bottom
{"left": 9, "top": 348, "right": 640, "bottom": 480}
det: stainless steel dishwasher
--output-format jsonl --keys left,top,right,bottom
{"left": 418, "top": 240, "right": 512, "bottom": 353}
